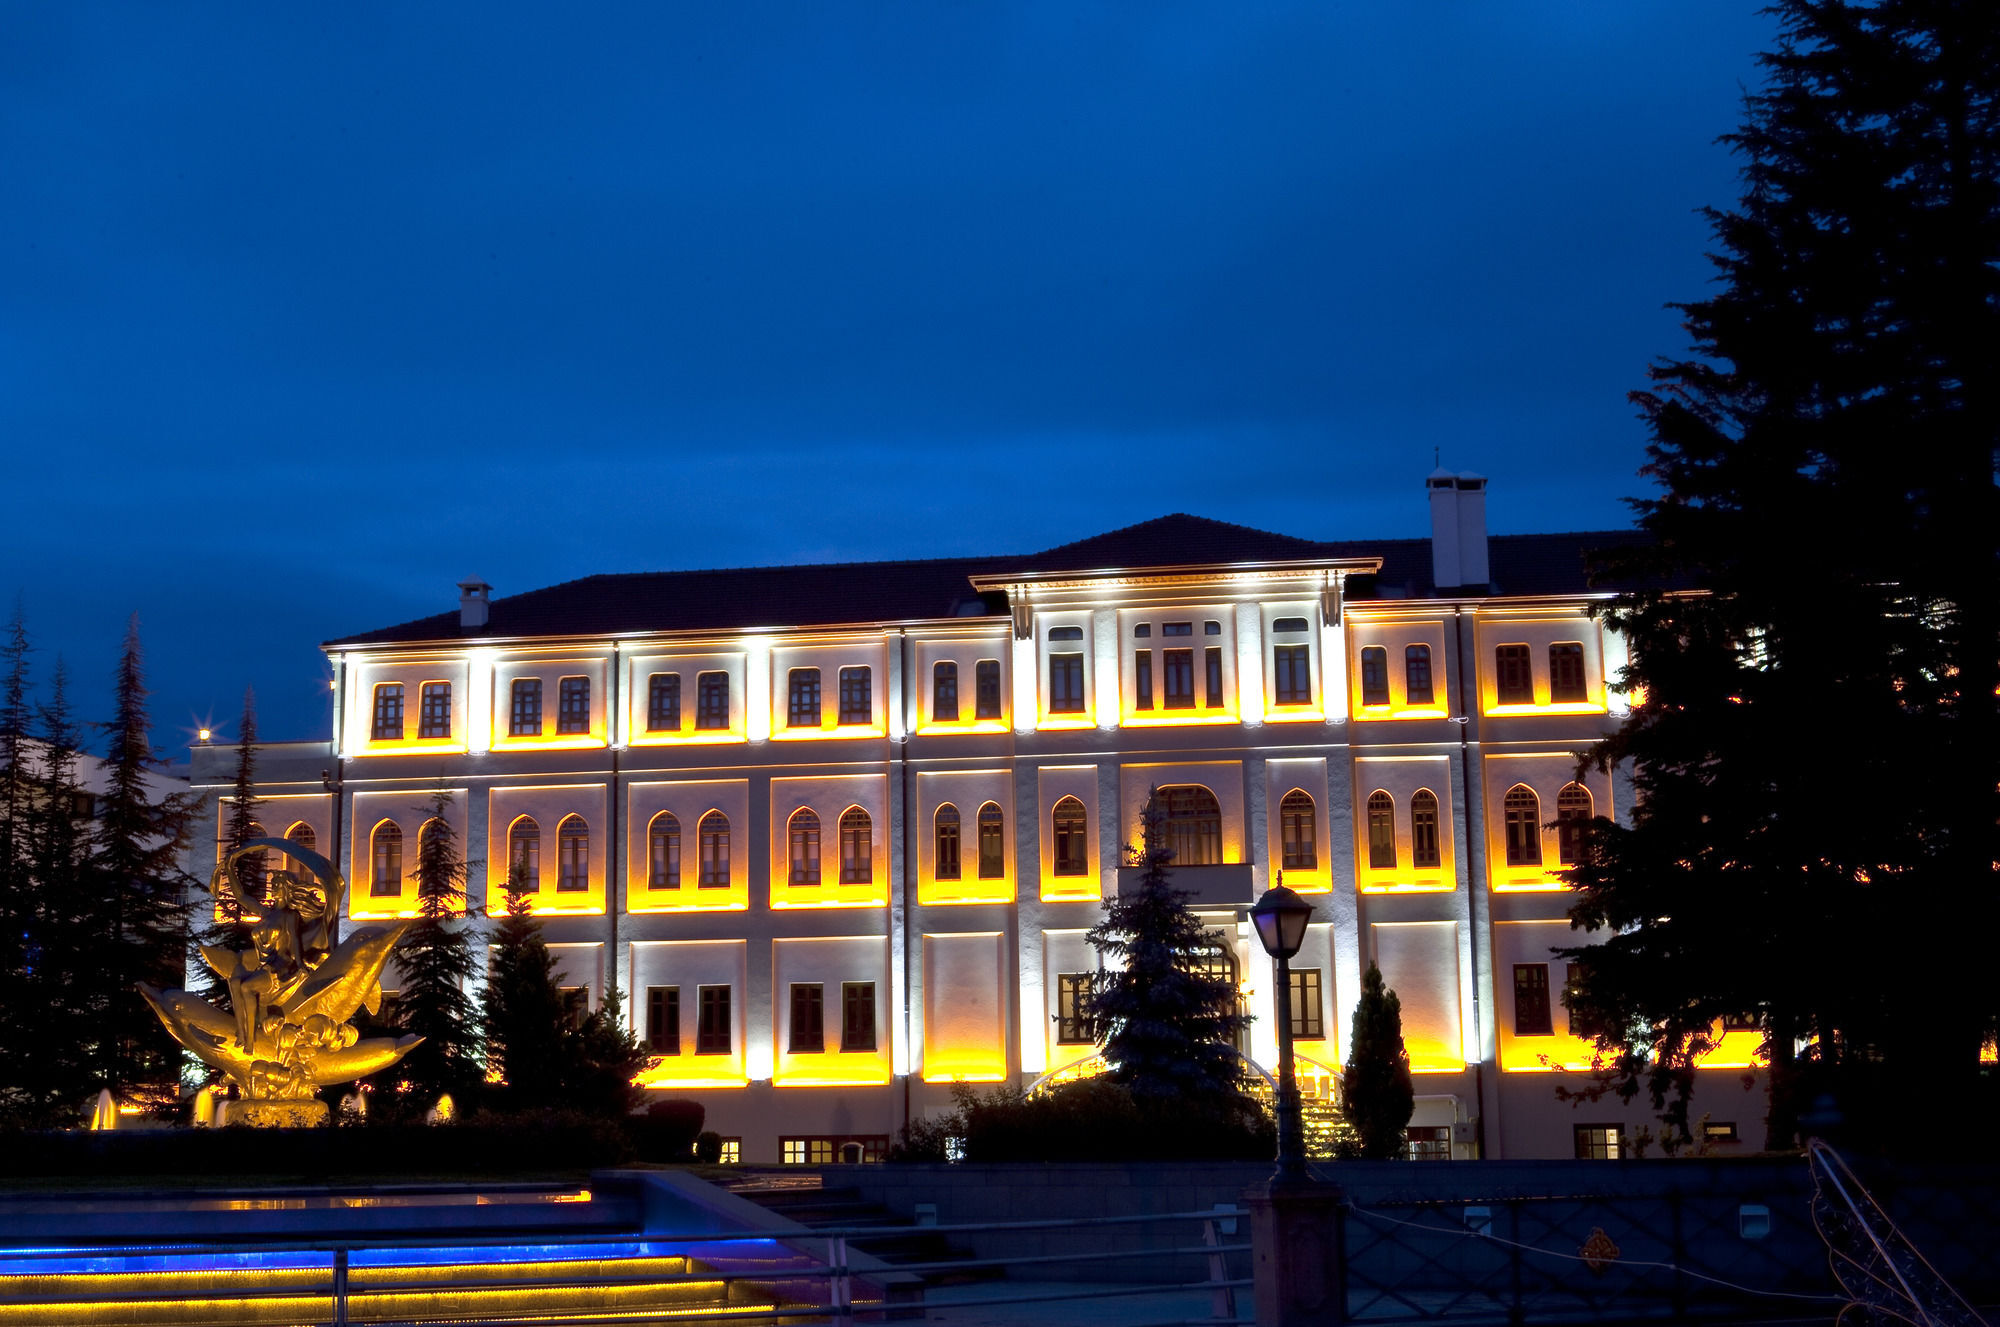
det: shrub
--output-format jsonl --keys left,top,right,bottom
{"left": 693, "top": 1130, "right": 723, "bottom": 1164}
{"left": 627, "top": 1099, "right": 705, "bottom": 1163}
{"left": 893, "top": 1078, "right": 1274, "bottom": 1163}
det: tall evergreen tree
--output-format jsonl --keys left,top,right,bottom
{"left": 1562, "top": 0, "right": 1999, "bottom": 1150}
{"left": 563, "top": 981, "right": 652, "bottom": 1118}
{"left": 1341, "top": 962, "right": 1413, "bottom": 1160}
{"left": 224, "top": 689, "right": 264, "bottom": 915}
{"left": 389, "top": 786, "right": 483, "bottom": 1109}
{"left": 0, "top": 604, "right": 32, "bottom": 1118}
{"left": 1084, "top": 789, "right": 1249, "bottom": 1105}
{"left": 480, "top": 864, "right": 567, "bottom": 1110}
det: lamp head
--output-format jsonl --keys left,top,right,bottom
{"left": 1251, "top": 883, "right": 1315, "bottom": 959}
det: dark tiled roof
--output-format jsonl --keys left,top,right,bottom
{"left": 326, "top": 518, "right": 1647, "bottom": 648}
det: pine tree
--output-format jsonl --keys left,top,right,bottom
{"left": 1562, "top": 0, "right": 2000, "bottom": 1151}
{"left": 0, "top": 604, "right": 32, "bottom": 1121}
{"left": 480, "top": 864, "right": 567, "bottom": 1111}
{"left": 224, "top": 689, "right": 264, "bottom": 916}
{"left": 561, "top": 981, "right": 652, "bottom": 1118}
{"left": 389, "top": 786, "right": 483, "bottom": 1110}
{"left": 1341, "top": 962, "right": 1413, "bottom": 1160}
{"left": 1084, "top": 789, "right": 1249, "bottom": 1105}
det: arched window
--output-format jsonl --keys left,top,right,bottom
{"left": 1366, "top": 791, "right": 1397, "bottom": 870}
{"left": 1192, "top": 941, "right": 1250, "bottom": 1056}
{"left": 934, "top": 804, "right": 961, "bottom": 880}
{"left": 508, "top": 816, "right": 541, "bottom": 891}
{"left": 789, "top": 808, "right": 822, "bottom": 886}
{"left": 1411, "top": 789, "right": 1441, "bottom": 869}
{"left": 1405, "top": 645, "right": 1434, "bottom": 706}
{"left": 281, "top": 822, "right": 316, "bottom": 881}
{"left": 1161, "top": 785, "right": 1223, "bottom": 866}
{"left": 1052, "top": 797, "right": 1089, "bottom": 877}
{"left": 977, "top": 802, "right": 1005, "bottom": 879}
{"left": 1280, "top": 790, "right": 1316, "bottom": 871}
{"left": 557, "top": 815, "right": 589, "bottom": 892}
{"left": 370, "top": 821, "right": 402, "bottom": 897}
{"left": 1359, "top": 646, "right": 1390, "bottom": 706}
{"left": 1504, "top": 786, "right": 1542, "bottom": 867}
{"left": 839, "top": 808, "right": 872, "bottom": 884}
{"left": 1556, "top": 783, "right": 1593, "bottom": 866}
{"left": 698, "top": 811, "right": 730, "bottom": 887}
{"left": 648, "top": 812, "right": 680, "bottom": 890}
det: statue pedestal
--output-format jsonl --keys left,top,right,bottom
{"left": 217, "top": 1098, "right": 329, "bottom": 1128}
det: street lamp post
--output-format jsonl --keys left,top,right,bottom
{"left": 1251, "top": 879, "right": 1316, "bottom": 1183}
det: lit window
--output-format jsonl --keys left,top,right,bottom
{"left": 1204, "top": 647, "right": 1224, "bottom": 709}
{"left": 1360, "top": 647, "right": 1389, "bottom": 706}
{"left": 1405, "top": 645, "right": 1434, "bottom": 706}
{"left": 556, "top": 815, "right": 589, "bottom": 892}
{"left": 646, "top": 986, "right": 680, "bottom": 1054}
{"left": 975, "top": 661, "right": 1002, "bottom": 720}
{"left": 789, "top": 983, "right": 825, "bottom": 1053}
{"left": 509, "top": 816, "right": 540, "bottom": 891}
{"left": 695, "top": 672, "right": 730, "bottom": 729}
{"left": 370, "top": 821, "right": 402, "bottom": 897}
{"left": 698, "top": 811, "right": 730, "bottom": 887}
{"left": 839, "top": 807, "right": 872, "bottom": 883}
{"left": 838, "top": 667, "right": 871, "bottom": 725}
{"left": 1366, "top": 791, "right": 1396, "bottom": 870}
{"left": 1161, "top": 785, "right": 1222, "bottom": 866}
{"left": 1288, "top": 968, "right": 1324, "bottom": 1039}
{"left": 1163, "top": 648, "right": 1195, "bottom": 709}
{"left": 648, "top": 812, "right": 680, "bottom": 890}
{"left": 418, "top": 682, "right": 451, "bottom": 739}
{"left": 1495, "top": 645, "right": 1533, "bottom": 704}
{"left": 1411, "top": 790, "right": 1441, "bottom": 869}
{"left": 1549, "top": 643, "right": 1587, "bottom": 703}
{"left": 788, "top": 809, "right": 822, "bottom": 886}
{"left": 1133, "top": 649, "right": 1153, "bottom": 710}
{"left": 1504, "top": 785, "right": 1542, "bottom": 866}
{"left": 1052, "top": 797, "right": 1088, "bottom": 876}
{"left": 1273, "top": 645, "right": 1313, "bottom": 706}
{"left": 648, "top": 674, "right": 681, "bottom": 732}
{"left": 1574, "top": 1125, "right": 1622, "bottom": 1160}
{"left": 933, "top": 661, "right": 958, "bottom": 722}
{"left": 842, "top": 982, "right": 877, "bottom": 1052}
{"left": 788, "top": 668, "right": 821, "bottom": 728}
{"left": 696, "top": 985, "right": 732, "bottom": 1054}
{"left": 977, "top": 802, "right": 1005, "bottom": 879}
{"left": 371, "top": 684, "right": 404, "bottom": 741}
{"left": 509, "top": 679, "right": 542, "bottom": 736}
{"left": 1407, "top": 1126, "right": 1452, "bottom": 1161}
{"left": 1514, "top": 964, "right": 1553, "bottom": 1036}
{"left": 718, "top": 1139, "right": 741, "bottom": 1163}
{"left": 1556, "top": 783, "right": 1592, "bottom": 866}
{"left": 934, "top": 804, "right": 961, "bottom": 880}
{"left": 1280, "top": 789, "right": 1316, "bottom": 870}
{"left": 1056, "top": 973, "right": 1094, "bottom": 1044}
{"left": 557, "top": 677, "right": 590, "bottom": 735}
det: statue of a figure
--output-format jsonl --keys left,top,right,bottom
{"left": 141, "top": 838, "right": 421, "bottom": 1126}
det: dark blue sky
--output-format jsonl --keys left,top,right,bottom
{"left": 2, "top": 3, "right": 1773, "bottom": 745}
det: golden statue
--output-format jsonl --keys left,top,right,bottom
{"left": 141, "top": 838, "right": 422, "bottom": 1126}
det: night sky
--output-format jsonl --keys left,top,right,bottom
{"left": 2, "top": 3, "right": 1774, "bottom": 746}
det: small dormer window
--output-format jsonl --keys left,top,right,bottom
{"left": 1272, "top": 617, "right": 1310, "bottom": 634}
{"left": 1133, "top": 624, "right": 1151, "bottom": 638}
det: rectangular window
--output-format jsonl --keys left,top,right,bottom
{"left": 1056, "top": 973, "right": 1094, "bottom": 1044}
{"left": 841, "top": 982, "right": 876, "bottom": 1052}
{"left": 1163, "top": 621, "right": 1192, "bottom": 637}
{"left": 718, "top": 1138, "right": 741, "bottom": 1163}
{"left": 646, "top": 986, "right": 680, "bottom": 1054}
{"left": 697, "top": 985, "right": 732, "bottom": 1055}
{"left": 560, "top": 987, "right": 589, "bottom": 1030}
{"left": 788, "top": 668, "right": 822, "bottom": 728}
{"left": 1204, "top": 647, "right": 1224, "bottom": 709}
{"left": 418, "top": 682, "right": 451, "bottom": 739}
{"left": 696, "top": 672, "right": 729, "bottom": 729}
{"left": 1359, "top": 646, "right": 1390, "bottom": 706}
{"left": 557, "top": 677, "right": 591, "bottom": 734}
{"left": 975, "top": 660, "right": 1002, "bottom": 720}
{"left": 1703, "top": 1121, "right": 1739, "bottom": 1144}
{"left": 1549, "top": 643, "right": 1587, "bottom": 702}
{"left": 838, "top": 667, "right": 871, "bottom": 725}
{"left": 1048, "top": 653, "right": 1085, "bottom": 713}
{"left": 648, "top": 674, "right": 681, "bottom": 732}
{"left": 1288, "top": 968, "right": 1324, "bottom": 1039}
{"left": 1495, "top": 644, "right": 1533, "bottom": 704}
{"left": 1407, "top": 1126, "right": 1452, "bottom": 1161}
{"left": 933, "top": 662, "right": 958, "bottom": 722}
{"left": 1273, "top": 645, "right": 1313, "bottom": 706}
{"left": 371, "top": 684, "right": 404, "bottom": 741}
{"left": 1163, "top": 649, "right": 1195, "bottom": 708}
{"left": 1514, "top": 964, "right": 1553, "bottom": 1036}
{"left": 1405, "top": 646, "right": 1435, "bottom": 706}
{"left": 1134, "top": 650, "right": 1153, "bottom": 710}
{"left": 788, "top": 983, "right": 824, "bottom": 1054}
{"left": 509, "top": 679, "right": 542, "bottom": 736}
{"left": 1574, "top": 1125, "right": 1623, "bottom": 1161}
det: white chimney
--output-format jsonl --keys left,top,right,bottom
{"left": 457, "top": 578, "right": 491, "bottom": 630}
{"left": 1428, "top": 469, "right": 1489, "bottom": 590}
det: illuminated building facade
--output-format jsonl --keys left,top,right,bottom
{"left": 188, "top": 473, "right": 1763, "bottom": 1161}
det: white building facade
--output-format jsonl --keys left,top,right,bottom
{"left": 186, "top": 479, "right": 1766, "bottom": 1162}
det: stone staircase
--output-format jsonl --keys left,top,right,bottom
{"left": 728, "top": 1172, "right": 1000, "bottom": 1287}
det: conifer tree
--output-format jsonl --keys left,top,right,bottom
{"left": 1084, "top": 789, "right": 1249, "bottom": 1105}
{"left": 1341, "top": 962, "right": 1413, "bottom": 1160}
{"left": 389, "top": 786, "right": 483, "bottom": 1110}
{"left": 480, "top": 864, "right": 567, "bottom": 1110}
{"left": 0, "top": 604, "right": 32, "bottom": 1118}
{"left": 223, "top": 689, "right": 264, "bottom": 916}
{"left": 562, "top": 982, "right": 652, "bottom": 1118}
